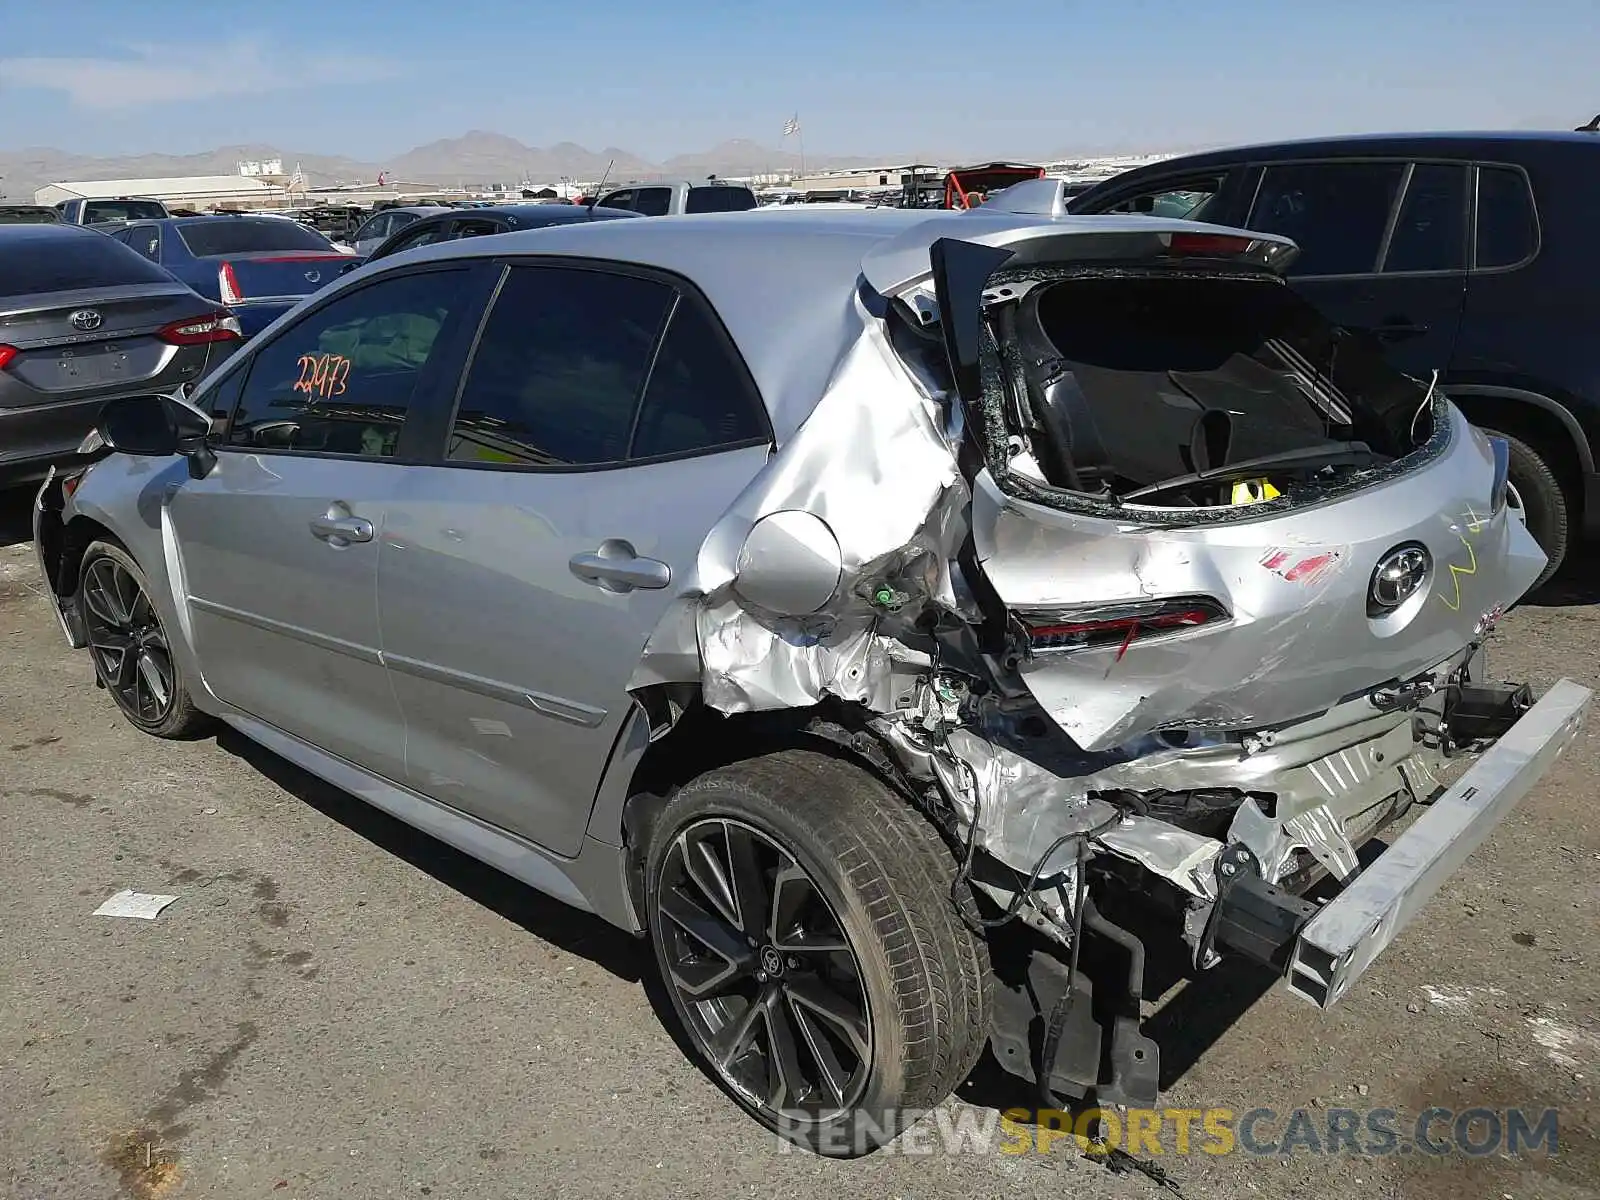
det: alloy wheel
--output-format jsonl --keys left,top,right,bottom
{"left": 656, "top": 817, "right": 873, "bottom": 1124}
{"left": 81, "top": 556, "right": 175, "bottom": 725}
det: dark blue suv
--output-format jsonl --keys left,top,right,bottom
{"left": 1071, "top": 131, "right": 1600, "bottom": 587}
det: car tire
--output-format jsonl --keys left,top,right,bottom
{"left": 645, "top": 747, "right": 992, "bottom": 1156}
{"left": 76, "top": 539, "right": 209, "bottom": 739}
{"left": 1482, "top": 429, "right": 1568, "bottom": 590}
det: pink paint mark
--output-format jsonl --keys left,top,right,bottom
{"left": 1261, "top": 547, "right": 1344, "bottom": 586}
{"left": 1284, "top": 553, "right": 1335, "bottom": 582}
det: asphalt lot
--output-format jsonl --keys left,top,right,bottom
{"left": 2, "top": 484, "right": 1597, "bottom": 1200}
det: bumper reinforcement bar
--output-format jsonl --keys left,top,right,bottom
{"left": 1286, "top": 677, "right": 1590, "bottom": 1008}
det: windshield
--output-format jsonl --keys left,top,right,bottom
{"left": 83, "top": 200, "right": 167, "bottom": 223}
{"left": 0, "top": 233, "right": 174, "bottom": 294}
{"left": 177, "top": 219, "right": 337, "bottom": 257}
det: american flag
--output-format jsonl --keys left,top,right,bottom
{"left": 782, "top": 115, "right": 800, "bottom": 138}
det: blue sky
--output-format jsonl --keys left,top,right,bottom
{"left": 0, "top": 0, "right": 1593, "bottom": 159}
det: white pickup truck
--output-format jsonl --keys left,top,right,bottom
{"left": 55, "top": 196, "right": 170, "bottom": 225}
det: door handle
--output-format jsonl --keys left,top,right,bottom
{"left": 309, "top": 506, "right": 373, "bottom": 546}
{"left": 569, "top": 538, "right": 671, "bottom": 593}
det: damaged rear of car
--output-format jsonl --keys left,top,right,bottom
{"left": 626, "top": 183, "right": 1589, "bottom": 1138}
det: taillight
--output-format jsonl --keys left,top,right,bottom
{"left": 0, "top": 344, "right": 17, "bottom": 370}
{"left": 157, "top": 311, "right": 243, "bottom": 346}
{"left": 1021, "top": 598, "right": 1227, "bottom": 660}
{"left": 1163, "top": 232, "right": 1260, "bottom": 256}
{"left": 218, "top": 261, "right": 244, "bottom": 305}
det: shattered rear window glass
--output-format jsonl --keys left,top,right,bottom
{"left": 1022, "top": 273, "right": 1421, "bottom": 492}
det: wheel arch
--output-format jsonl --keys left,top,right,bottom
{"left": 590, "top": 689, "right": 940, "bottom": 930}
{"left": 1447, "top": 384, "right": 1593, "bottom": 489}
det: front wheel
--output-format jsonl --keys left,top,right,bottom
{"left": 645, "top": 748, "right": 992, "bottom": 1156}
{"left": 77, "top": 539, "right": 209, "bottom": 738}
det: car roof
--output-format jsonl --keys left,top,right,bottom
{"left": 1103, "top": 129, "right": 1600, "bottom": 173}
{"left": 352, "top": 191, "right": 1290, "bottom": 441}
{"left": 0, "top": 221, "right": 109, "bottom": 244}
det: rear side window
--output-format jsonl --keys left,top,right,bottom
{"left": 1381, "top": 163, "right": 1468, "bottom": 273}
{"left": 1248, "top": 162, "right": 1406, "bottom": 276}
{"left": 0, "top": 232, "right": 172, "bottom": 294}
{"left": 632, "top": 188, "right": 673, "bottom": 217}
{"left": 1097, "top": 175, "right": 1226, "bottom": 221}
{"left": 224, "top": 269, "right": 466, "bottom": 457}
{"left": 685, "top": 187, "right": 757, "bottom": 214}
{"left": 447, "top": 266, "right": 673, "bottom": 466}
{"left": 177, "top": 219, "right": 334, "bottom": 257}
{"left": 629, "top": 300, "right": 767, "bottom": 458}
{"left": 1475, "top": 166, "right": 1538, "bottom": 269}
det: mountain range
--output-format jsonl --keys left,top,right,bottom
{"left": 0, "top": 130, "right": 912, "bottom": 200}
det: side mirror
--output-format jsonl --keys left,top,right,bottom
{"left": 97, "top": 394, "right": 217, "bottom": 479}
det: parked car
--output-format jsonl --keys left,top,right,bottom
{"left": 595, "top": 179, "right": 758, "bottom": 216}
{"left": 54, "top": 196, "right": 170, "bottom": 225}
{"left": 353, "top": 201, "right": 642, "bottom": 267}
{"left": 340, "top": 205, "right": 444, "bottom": 257}
{"left": 32, "top": 190, "right": 1588, "bottom": 1155}
{"left": 105, "top": 215, "right": 352, "bottom": 338}
{"left": 1069, "top": 131, "right": 1600, "bottom": 586}
{"left": 0, "top": 204, "right": 61, "bottom": 224}
{"left": 0, "top": 223, "right": 239, "bottom": 487}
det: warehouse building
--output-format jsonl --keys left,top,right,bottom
{"left": 33, "top": 174, "right": 285, "bottom": 211}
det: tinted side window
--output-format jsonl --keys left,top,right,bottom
{"left": 1248, "top": 162, "right": 1406, "bottom": 276}
{"left": 447, "top": 266, "right": 672, "bottom": 467}
{"left": 1381, "top": 163, "right": 1467, "bottom": 273}
{"left": 226, "top": 269, "right": 466, "bottom": 457}
{"left": 1100, "top": 175, "right": 1225, "bottom": 221}
{"left": 600, "top": 190, "right": 635, "bottom": 211}
{"left": 383, "top": 222, "right": 450, "bottom": 256}
{"left": 355, "top": 213, "right": 390, "bottom": 243}
{"left": 629, "top": 300, "right": 767, "bottom": 459}
{"left": 633, "top": 188, "right": 673, "bottom": 217}
{"left": 685, "top": 187, "right": 757, "bottom": 214}
{"left": 1475, "top": 166, "right": 1538, "bottom": 269}
{"left": 127, "top": 226, "right": 161, "bottom": 261}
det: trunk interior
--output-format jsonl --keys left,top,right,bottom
{"left": 997, "top": 270, "right": 1428, "bottom": 510}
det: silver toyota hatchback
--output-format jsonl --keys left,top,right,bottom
{"left": 32, "top": 183, "right": 1590, "bottom": 1155}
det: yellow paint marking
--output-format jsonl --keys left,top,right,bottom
{"left": 1438, "top": 530, "right": 1479, "bottom": 611}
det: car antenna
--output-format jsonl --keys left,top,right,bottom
{"left": 587, "top": 160, "right": 614, "bottom": 216}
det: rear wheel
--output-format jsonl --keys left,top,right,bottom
{"left": 645, "top": 748, "right": 991, "bottom": 1155}
{"left": 1483, "top": 429, "right": 1568, "bottom": 590}
{"left": 77, "top": 540, "right": 208, "bottom": 738}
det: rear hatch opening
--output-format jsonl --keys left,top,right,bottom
{"left": 980, "top": 263, "right": 1444, "bottom": 517}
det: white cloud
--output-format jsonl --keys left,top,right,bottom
{"left": 0, "top": 38, "right": 400, "bottom": 110}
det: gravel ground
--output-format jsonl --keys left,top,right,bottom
{"left": 2, "top": 487, "right": 1596, "bottom": 1200}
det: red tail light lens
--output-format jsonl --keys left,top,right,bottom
{"left": 218, "top": 261, "right": 244, "bottom": 306}
{"left": 1164, "top": 232, "right": 1260, "bottom": 257}
{"left": 157, "top": 311, "right": 243, "bottom": 346}
{"left": 1022, "top": 598, "right": 1227, "bottom": 659}
{"left": 0, "top": 345, "right": 17, "bottom": 370}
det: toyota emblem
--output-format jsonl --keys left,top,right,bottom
{"left": 1368, "top": 543, "right": 1431, "bottom": 615}
{"left": 303, "top": 269, "right": 322, "bottom": 284}
{"left": 69, "top": 308, "right": 103, "bottom": 331}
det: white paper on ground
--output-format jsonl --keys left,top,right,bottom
{"left": 93, "top": 890, "right": 178, "bottom": 920}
